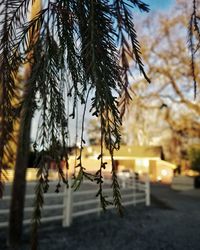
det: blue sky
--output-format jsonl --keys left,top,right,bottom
{"left": 145, "top": 0, "right": 174, "bottom": 10}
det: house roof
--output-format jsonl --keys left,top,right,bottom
{"left": 84, "top": 145, "right": 163, "bottom": 160}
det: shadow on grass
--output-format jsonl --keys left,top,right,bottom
{"left": 151, "top": 194, "right": 174, "bottom": 210}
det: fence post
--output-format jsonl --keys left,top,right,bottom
{"left": 145, "top": 174, "right": 150, "bottom": 206}
{"left": 62, "top": 178, "right": 73, "bottom": 227}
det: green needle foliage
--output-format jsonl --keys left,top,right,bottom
{"left": 0, "top": 0, "right": 150, "bottom": 247}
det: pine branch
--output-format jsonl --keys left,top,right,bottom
{"left": 0, "top": 0, "right": 22, "bottom": 197}
{"left": 188, "top": 0, "right": 200, "bottom": 99}
{"left": 31, "top": 155, "right": 47, "bottom": 250}
{"left": 112, "top": 0, "right": 150, "bottom": 118}
{"left": 94, "top": 112, "right": 112, "bottom": 211}
{"left": 0, "top": 1, "right": 150, "bottom": 246}
{"left": 72, "top": 87, "right": 95, "bottom": 190}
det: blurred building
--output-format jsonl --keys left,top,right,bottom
{"left": 3, "top": 145, "right": 176, "bottom": 183}
{"left": 72, "top": 145, "right": 176, "bottom": 183}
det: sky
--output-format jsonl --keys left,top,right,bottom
{"left": 145, "top": 0, "right": 174, "bottom": 10}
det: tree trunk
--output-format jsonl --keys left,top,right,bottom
{"left": 8, "top": 91, "right": 33, "bottom": 249}
{"left": 8, "top": 1, "right": 41, "bottom": 249}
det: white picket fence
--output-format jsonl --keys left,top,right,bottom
{"left": 0, "top": 176, "right": 150, "bottom": 229}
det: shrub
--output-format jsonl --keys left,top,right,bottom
{"left": 188, "top": 146, "right": 200, "bottom": 173}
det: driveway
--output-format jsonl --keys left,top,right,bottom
{"left": 151, "top": 183, "right": 200, "bottom": 212}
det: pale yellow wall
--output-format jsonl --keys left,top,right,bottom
{"left": 156, "top": 161, "right": 174, "bottom": 183}
{"left": 68, "top": 157, "right": 112, "bottom": 176}
{"left": 149, "top": 160, "right": 157, "bottom": 181}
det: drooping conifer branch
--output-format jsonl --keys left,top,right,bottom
{"left": 0, "top": 0, "right": 150, "bottom": 247}
{"left": 0, "top": 0, "right": 23, "bottom": 196}
{"left": 188, "top": 0, "right": 200, "bottom": 99}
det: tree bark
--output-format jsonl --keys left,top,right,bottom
{"left": 8, "top": 1, "right": 41, "bottom": 249}
{"left": 8, "top": 91, "right": 33, "bottom": 249}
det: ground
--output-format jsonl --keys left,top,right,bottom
{"left": 1, "top": 184, "right": 200, "bottom": 250}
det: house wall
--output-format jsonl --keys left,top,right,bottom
{"left": 68, "top": 156, "right": 174, "bottom": 184}
{"left": 123, "top": 159, "right": 174, "bottom": 183}
{"left": 117, "top": 160, "right": 135, "bottom": 172}
{"left": 68, "top": 157, "right": 112, "bottom": 176}
{"left": 156, "top": 162, "right": 174, "bottom": 183}
{"left": 149, "top": 160, "right": 157, "bottom": 182}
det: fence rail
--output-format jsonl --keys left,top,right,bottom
{"left": 0, "top": 175, "right": 150, "bottom": 229}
